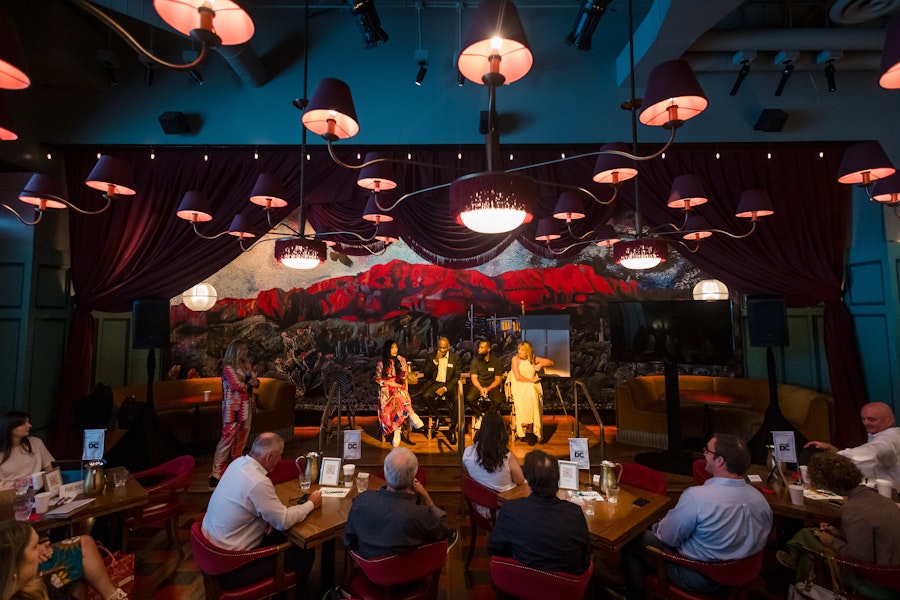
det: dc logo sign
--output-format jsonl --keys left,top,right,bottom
{"left": 778, "top": 444, "right": 791, "bottom": 452}
{"left": 88, "top": 442, "right": 100, "bottom": 449}
{"left": 574, "top": 451, "right": 584, "bottom": 458}
{"left": 347, "top": 443, "right": 358, "bottom": 449}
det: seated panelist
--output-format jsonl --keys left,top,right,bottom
{"left": 420, "top": 337, "right": 461, "bottom": 445}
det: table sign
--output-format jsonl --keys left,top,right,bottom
{"left": 568, "top": 438, "right": 590, "bottom": 470}
{"left": 82, "top": 429, "right": 105, "bottom": 461}
{"left": 320, "top": 457, "right": 341, "bottom": 486}
{"left": 343, "top": 430, "right": 361, "bottom": 460}
{"left": 60, "top": 481, "right": 84, "bottom": 500}
{"left": 558, "top": 460, "right": 579, "bottom": 490}
{"left": 319, "top": 487, "right": 351, "bottom": 498}
{"left": 772, "top": 431, "right": 798, "bottom": 464}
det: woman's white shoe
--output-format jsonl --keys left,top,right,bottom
{"left": 392, "top": 429, "right": 401, "bottom": 447}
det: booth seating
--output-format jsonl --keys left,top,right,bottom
{"left": 615, "top": 376, "right": 833, "bottom": 450}
{"left": 112, "top": 377, "right": 295, "bottom": 446}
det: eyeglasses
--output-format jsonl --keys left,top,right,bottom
{"left": 702, "top": 445, "right": 720, "bottom": 458}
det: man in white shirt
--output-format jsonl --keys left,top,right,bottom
{"left": 805, "top": 402, "right": 900, "bottom": 489}
{"left": 202, "top": 432, "right": 322, "bottom": 591}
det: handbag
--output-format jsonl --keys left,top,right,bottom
{"left": 84, "top": 545, "right": 135, "bottom": 600}
{"left": 788, "top": 551, "right": 845, "bottom": 600}
{"left": 39, "top": 537, "right": 84, "bottom": 589}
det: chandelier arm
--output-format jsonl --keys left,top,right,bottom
{"left": 63, "top": 195, "right": 113, "bottom": 215}
{"left": 190, "top": 222, "right": 233, "bottom": 240}
{"left": 326, "top": 141, "right": 470, "bottom": 174}
{"left": 69, "top": 0, "right": 210, "bottom": 70}
{"left": 670, "top": 239, "right": 701, "bottom": 253}
{"left": 313, "top": 229, "right": 377, "bottom": 242}
{"left": 1, "top": 204, "right": 43, "bottom": 226}
{"left": 538, "top": 181, "right": 618, "bottom": 206}
{"left": 376, "top": 181, "right": 454, "bottom": 211}
{"left": 567, "top": 222, "right": 601, "bottom": 241}
{"left": 544, "top": 239, "right": 602, "bottom": 254}
{"left": 707, "top": 221, "right": 758, "bottom": 239}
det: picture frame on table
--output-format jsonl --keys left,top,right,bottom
{"left": 320, "top": 457, "right": 342, "bottom": 486}
{"left": 44, "top": 467, "right": 62, "bottom": 496}
{"left": 558, "top": 460, "right": 579, "bottom": 490}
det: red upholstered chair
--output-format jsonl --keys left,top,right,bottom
{"left": 620, "top": 462, "right": 666, "bottom": 495}
{"left": 692, "top": 458, "right": 712, "bottom": 486}
{"left": 190, "top": 521, "right": 297, "bottom": 600}
{"left": 461, "top": 470, "right": 501, "bottom": 569}
{"left": 644, "top": 546, "right": 764, "bottom": 600}
{"left": 347, "top": 539, "right": 448, "bottom": 600}
{"left": 267, "top": 458, "right": 300, "bottom": 485}
{"left": 489, "top": 556, "right": 594, "bottom": 600}
{"left": 798, "top": 547, "right": 900, "bottom": 599}
{"left": 122, "top": 454, "right": 195, "bottom": 553}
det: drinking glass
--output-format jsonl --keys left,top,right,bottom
{"left": 356, "top": 472, "right": 369, "bottom": 493}
{"left": 584, "top": 497, "right": 596, "bottom": 516}
{"left": 13, "top": 495, "right": 32, "bottom": 521}
{"left": 112, "top": 470, "right": 128, "bottom": 488}
{"left": 299, "top": 472, "right": 311, "bottom": 491}
{"left": 606, "top": 484, "right": 620, "bottom": 504}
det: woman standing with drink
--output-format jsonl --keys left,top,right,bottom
{"left": 375, "top": 340, "right": 426, "bottom": 448}
{"left": 209, "top": 339, "right": 259, "bottom": 490}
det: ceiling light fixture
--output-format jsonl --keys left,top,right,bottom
{"left": 183, "top": 282, "right": 218, "bottom": 311}
{"left": 0, "top": 11, "right": 30, "bottom": 89}
{"left": 564, "top": 0, "right": 612, "bottom": 51}
{"left": 880, "top": 13, "right": 900, "bottom": 89}
{"left": 68, "top": 0, "right": 254, "bottom": 70}
{"left": 350, "top": 0, "right": 389, "bottom": 49}
{"left": 692, "top": 279, "right": 729, "bottom": 301}
{"left": 3, "top": 155, "right": 136, "bottom": 226}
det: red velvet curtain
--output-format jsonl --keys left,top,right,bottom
{"left": 53, "top": 143, "right": 864, "bottom": 452}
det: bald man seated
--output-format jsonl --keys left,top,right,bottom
{"left": 805, "top": 402, "right": 900, "bottom": 489}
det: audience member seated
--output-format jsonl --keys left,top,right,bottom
{"left": 202, "top": 432, "right": 322, "bottom": 591}
{"left": 487, "top": 450, "right": 590, "bottom": 575}
{"left": 344, "top": 447, "right": 456, "bottom": 558}
{"left": 507, "top": 341, "right": 553, "bottom": 445}
{"left": 464, "top": 340, "right": 504, "bottom": 430}
{"left": 622, "top": 434, "right": 772, "bottom": 600}
{"left": 420, "top": 337, "right": 461, "bottom": 445}
{"left": 776, "top": 452, "right": 900, "bottom": 600}
{"left": 0, "top": 521, "right": 127, "bottom": 600}
{"left": 462, "top": 411, "right": 525, "bottom": 518}
{"left": 0, "top": 411, "right": 55, "bottom": 491}
{"left": 805, "top": 402, "right": 900, "bottom": 489}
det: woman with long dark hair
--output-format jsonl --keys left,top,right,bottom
{"left": 375, "top": 340, "right": 425, "bottom": 447}
{"left": 0, "top": 412, "right": 55, "bottom": 491}
{"left": 462, "top": 411, "right": 525, "bottom": 517}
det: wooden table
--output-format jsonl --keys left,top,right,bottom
{"left": 499, "top": 478, "right": 672, "bottom": 554}
{"left": 0, "top": 466, "right": 149, "bottom": 536}
{"left": 177, "top": 393, "right": 223, "bottom": 447}
{"left": 746, "top": 465, "right": 841, "bottom": 522}
{"left": 273, "top": 474, "right": 387, "bottom": 591}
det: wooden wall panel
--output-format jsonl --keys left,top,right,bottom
{"left": 0, "top": 319, "right": 21, "bottom": 414}
{"left": 0, "top": 263, "right": 24, "bottom": 308}
{"left": 28, "top": 318, "right": 67, "bottom": 434}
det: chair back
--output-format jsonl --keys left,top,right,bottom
{"left": 190, "top": 521, "right": 279, "bottom": 575}
{"left": 349, "top": 540, "right": 448, "bottom": 587}
{"left": 134, "top": 454, "right": 195, "bottom": 493}
{"left": 801, "top": 548, "right": 900, "bottom": 593}
{"left": 267, "top": 459, "right": 301, "bottom": 485}
{"left": 461, "top": 470, "right": 501, "bottom": 531}
{"left": 490, "top": 556, "right": 593, "bottom": 600}
{"left": 692, "top": 458, "right": 712, "bottom": 486}
{"left": 647, "top": 546, "right": 764, "bottom": 591}
{"left": 620, "top": 462, "right": 666, "bottom": 495}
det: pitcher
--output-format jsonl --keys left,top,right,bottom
{"left": 599, "top": 460, "right": 623, "bottom": 496}
{"left": 84, "top": 460, "right": 106, "bottom": 496}
{"left": 299, "top": 451, "right": 321, "bottom": 484}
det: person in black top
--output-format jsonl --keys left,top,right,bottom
{"left": 487, "top": 450, "right": 591, "bottom": 574}
{"left": 465, "top": 340, "right": 504, "bottom": 429}
{"left": 420, "top": 337, "right": 462, "bottom": 445}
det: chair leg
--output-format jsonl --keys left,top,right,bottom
{"left": 121, "top": 529, "right": 131, "bottom": 554}
{"left": 165, "top": 518, "right": 178, "bottom": 547}
{"left": 465, "top": 523, "right": 478, "bottom": 569}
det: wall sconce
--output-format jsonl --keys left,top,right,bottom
{"left": 564, "top": 0, "right": 612, "bottom": 51}
{"left": 183, "top": 282, "right": 218, "bottom": 311}
{"left": 350, "top": 0, "right": 389, "bottom": 49}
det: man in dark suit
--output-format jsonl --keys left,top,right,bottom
{"left": 421, "top": 337, "right": 461, "bottom": 445}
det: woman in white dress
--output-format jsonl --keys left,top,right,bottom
{"left": 462, "top": 411, "right": 525, "bottom": 518}
{"left": 507, "top": 341, "right": 553, "bottom": 445}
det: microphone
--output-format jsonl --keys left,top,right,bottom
{"left": 245, "top": 370, "right": 253, "bottom": 387}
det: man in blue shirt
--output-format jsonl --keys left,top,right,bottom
{"left": 622, "top": 434, "right": 772, "bottom": 599}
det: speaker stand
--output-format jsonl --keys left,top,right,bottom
{"left": 634, "top": 361, "right": 696, "bottom": 475}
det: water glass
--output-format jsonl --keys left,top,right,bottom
{"left": 299, "top": 472, "right": 311, "bottom": 491}
{"left": 606, "top": 484, "right": 620, "bottom": 504}
{"left": 584, "top": 497, "right": 596, "bottom": 516}
{"left": 112, "top": 470, "right": 128, "bottom": 488}
{"left": 13, "top": 494, "right": 32, "bottom": 521}
{"left": 356, "top": 472, "right": 369, "bottom": 494}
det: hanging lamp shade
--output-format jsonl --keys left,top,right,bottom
{"left": 19, "top": 174, "right": 67, "bottom": 210}
{"left": 593, "top": 143, "right": 637, "bottom": 184}
{"left": 682, "top": 214, "right": 712, "bottom": 240}
{"left": 153, "top": 0, "right": 254, "bottom": 47}
{"left": 692, "top": 279, "right": 728, "bottom": 301}
{"left": 872, "top": 172, "right": 900, "bottom": 203}
{"left": 302, "top": 78, "right": 359, "bottom": 141}
{"left": 735, "top": 189, "right": 774, "bottom": 220}
{"left": 85, "top": 155, "right": 137, "bottom": 197}
{"left": 362, "top": 194, "right": 393, "bottom": 223}
{"left": 457, "top": 0, "right": 533, "bottom": 85}
{"left": 614, "top": 238, "right": 667, "bottom": 270}
{"left": 176, "top": 191, "right": 214, "bottom": 222}
{"left": 667, "top": 174, "right": 709, "bottom": 209}
{"left": 357, "top": 153, "right": 398, "bottom": 191}
{"left": 880, "top": 14, "right": 900, "bottom": 89}
{"left": 275, "top": 237, "right": 326, "bottom": 269}
{"left": 0, "top": 98, "right": 18, "bottom": 140}
{"left": 837, "top": 141, "right": 896, "bottom": 185}
{"left": 228, "top": 214, "right": 257, "bottom": 238}
{"left": 450, "top": 171, "right": 536, "bottom": 234}
{"left": 183, "top": 282, "right": 218, "bottom": 311}
{"left": 0, "top": 12, "right": 30, "bottom": 90}
{"left": 552, "top": 191, "right": 586, "bottom": 221}
{"left": 249, "top": 173, "right": 288, "bottom": 209}
{"left": 639, "top": 60, "right": 708, "bottom": 129}
{"left": 534, "top": 218, "right": 561, "bottom": 242}
{"left": 375, "top": 219, "right": 400, "bottom": 243}
{"left": 594, "top": 224, "right": 620, "bottom": 248}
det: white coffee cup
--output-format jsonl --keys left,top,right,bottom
{"left": 799, "top": 465, "right": 810, "bottom": 489}
{"left": 875, "top": 478, "right": 895, "bottom": 499}
{"left": 30, "top": 471, "right": 44, "bottom": 492}
{"left": 342, "top": 464, "right": 356, "bottom": 488}
{"left": 788, "top": 483, "right": 805, "bottom": 505}
{"left": 203, "top": 390, "right": 211, "bottom": 402}
{"left": 33, "top": 491, "right": 52, "bottom": 514}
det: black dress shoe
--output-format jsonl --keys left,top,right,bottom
{"left": 401, "top": 432, "right": 416, "bottom": 445}
{"left": 526, "top": 433, "right": 537, "bottom": 446}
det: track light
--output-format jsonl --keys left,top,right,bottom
{"left": 729, "top": 51, "right": 755, "bottom": 96}
{"left": 350, "top": 0, "right": 389, "bottom": 49}
{"left": 415, "top": 62, "right": 427, "bottom": 85}
{"left": 774, "top": 51, "right": 798, "bottom": 96}
{"left": 565, "top": 0, "right": 612, "bottom": 51}
{"left": 817, "top": 51, "right": 841, "bottom": 93}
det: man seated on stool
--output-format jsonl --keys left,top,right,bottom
{"left": 344, "top": 447, "right": 457, "bottom": 557}
{"left": 487, "top": 450, "right": 591, "bottom": 574}
{"left": 465, "top": 340, "right": 503, "bottom": 431}
{"left": 805, "top": 402, "right": 900, "bottom": 489}
{"left": 622, "top": 434, "right": 772, "bottom": 599}
{"left": 202, "top": 432, "right": 323, "bottom": 591}
{"left": 421, "top": 337, "right": 461, "bottom": 445}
